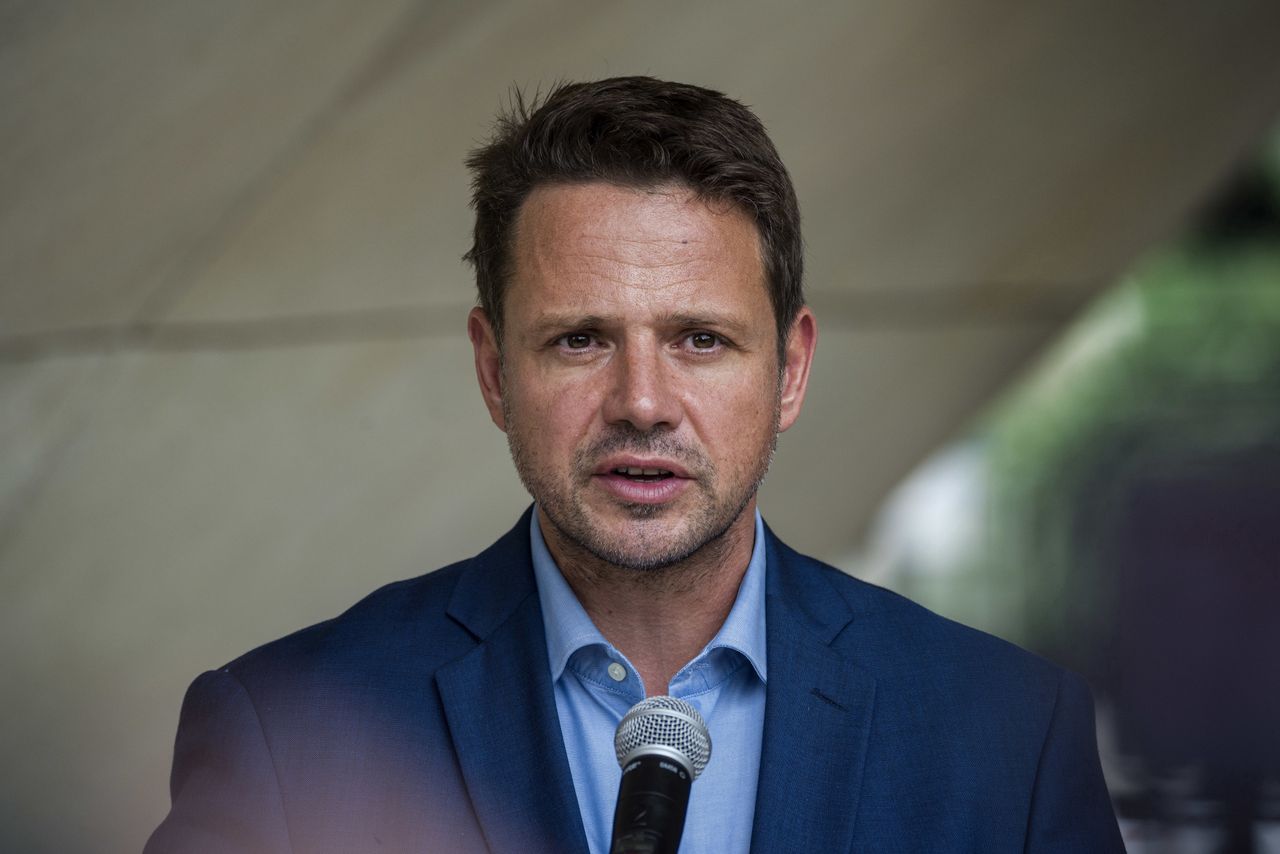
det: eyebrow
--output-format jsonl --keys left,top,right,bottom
{"left": 525, "top": 314, "right": 611, "bottom": 338}
{"left": 527, "top": 311, "right": 755, "bottom": 338}
{"left": 662, "top": 313, "right": 754, "bottom": 336}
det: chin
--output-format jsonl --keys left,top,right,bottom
{"left": 586, "top": 542, "right": 697, "bottom": 573}
{"left": 582, "top": 515, "right": 735, "bottom": 573}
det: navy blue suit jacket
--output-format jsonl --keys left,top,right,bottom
{"left": 147, "top": 510, "right": 1124, "bottom": 852}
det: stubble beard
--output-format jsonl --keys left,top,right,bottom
{"left": 502, "top": 388, "right": 781, "bottom": 574}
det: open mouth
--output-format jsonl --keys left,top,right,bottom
{"left": 611, "top": 466, "right": 675, "bottom": 482}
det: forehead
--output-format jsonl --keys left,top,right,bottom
{"left": 506, "top": 181, "right": 768, "bottom": 318}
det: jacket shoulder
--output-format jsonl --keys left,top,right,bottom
{"left": 221, "top": 507, "right": 539, "bottom": 684}
{"left": 220, "top": 557, "right": 477, "bottom": 692}
{"left": 774, "top": 537, "right": 1066, "bottom": 699}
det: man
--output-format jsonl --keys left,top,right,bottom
{"left": 148, "top": 77, "right": 1124, "bottom": 853}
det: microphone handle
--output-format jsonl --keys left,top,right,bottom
{"left": 609, "top": 754, "right": 693, "bottom": 854}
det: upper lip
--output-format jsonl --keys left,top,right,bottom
{"left": 594, "top": 456, "right": 691, "bottom": 478}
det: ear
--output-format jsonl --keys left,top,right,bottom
{"left": 777, "top": 307, "right": 817, "bottom": 433}
{"left": 468, "top": 307, "right": 507, "bottom": 432}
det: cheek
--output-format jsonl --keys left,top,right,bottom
{"left": 508, "top": 374, "right": 595, "bottom": 437}
{"left": 688, "top": 372, "right": 778, "bottom": 439}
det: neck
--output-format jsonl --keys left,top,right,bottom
{"left": 538, "top": 505, "right": 757, "bottom": 696}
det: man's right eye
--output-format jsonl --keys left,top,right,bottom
{"left": 562, "top": 333, "right": 592, "bottom": 349}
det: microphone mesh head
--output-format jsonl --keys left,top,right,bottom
{"left": 613, "top": 695, "right": 712, "bottom": 780}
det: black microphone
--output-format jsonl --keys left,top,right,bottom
{"left": 609, "top": 696, "right": 712, "bottom": 854}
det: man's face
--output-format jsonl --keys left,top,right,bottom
{"left": 469, "top": 182, "right": 815, "bottom": 571}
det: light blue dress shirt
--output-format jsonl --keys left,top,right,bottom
{"left": 530, "top": 509, "right": 767, "bottom": 854}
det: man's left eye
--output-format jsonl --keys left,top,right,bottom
{"left": 689, "top": 332, "right": 719, "bottom": 349}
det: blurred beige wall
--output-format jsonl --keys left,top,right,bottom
{"left": 2, "top": 2, "right": 1279, "bottom": 850}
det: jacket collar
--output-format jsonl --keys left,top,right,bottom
{"left": 436, "top": 507, "right": 590, "bottom": 854}
{"left": 748, "top": 525, "right": 877, "bottom": 854}
{"left": 442, "top": 506, "right": 540, "bottom": 641}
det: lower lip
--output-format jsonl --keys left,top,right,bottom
{"left": 593, "top": 473, "right": 693, "bottom": 504}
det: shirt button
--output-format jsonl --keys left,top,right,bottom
{"left": 607, "top": 662, "right": 627, "bottom": 682}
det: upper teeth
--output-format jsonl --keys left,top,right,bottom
{"left": 616, "top": 467, "right": 669, "bottom": 476}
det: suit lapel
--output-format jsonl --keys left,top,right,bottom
{"left": 750, "top": 532, "right": 877, "bottom": 854}
{"left": 435, "top": 511, "right": 589, "bottom": 854}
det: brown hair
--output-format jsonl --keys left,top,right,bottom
{"left": 464, "top": 76, "right": 804, "bottom": 359}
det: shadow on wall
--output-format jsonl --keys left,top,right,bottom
{"left": 862, "top": 132, "right": 1280, "bottom": 854}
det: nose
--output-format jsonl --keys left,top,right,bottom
{"left": 601, "top": 340, "right": 683, "bottom": 432}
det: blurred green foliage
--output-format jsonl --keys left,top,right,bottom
{"left": 915, "top": 130, "right": 1280, "bottom": 676}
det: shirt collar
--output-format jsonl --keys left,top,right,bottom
{"left": 530, "top": 507, "right": 768, "bottom": 686}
